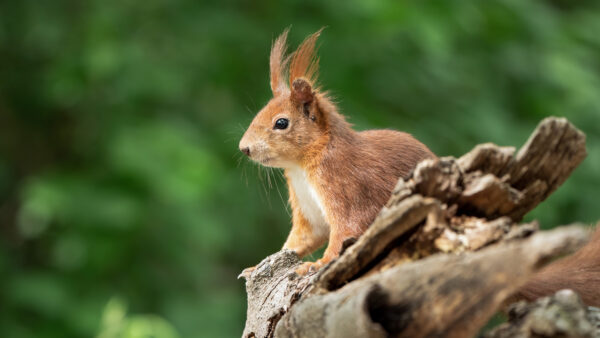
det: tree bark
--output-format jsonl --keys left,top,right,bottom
{"left": 241, "top": 117, "right": 591, "bottom": 338}
{"left": 485, "top": 290, "right": 600, "bottom": 338}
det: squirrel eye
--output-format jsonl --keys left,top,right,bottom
{"left": 274, "top": 118, "right": 289, "bottom": 130}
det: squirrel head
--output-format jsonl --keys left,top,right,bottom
{"left": 239, "top": 29, "right": 329, "bottom": 169}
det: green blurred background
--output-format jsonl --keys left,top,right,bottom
{"left": 1, "top": 0, "right": 599, "bottom": 337}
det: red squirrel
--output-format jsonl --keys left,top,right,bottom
{"left": 239, "top": 29, "right": 435, "bottom": 274}
{"left": 239, "top": 29, "right": 600, "bottom": 307}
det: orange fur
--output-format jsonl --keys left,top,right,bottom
{"left": 282, "top": 183, "right": 328, "bottom": 257}
{"left": 519, "top": 225, "right": 600, "bottom": 306}
{"left": 239, "top": 29, "right": 435, "bottom": 274}
{"left": 288, "top": 28, "right": 322, "bottom": 88}
{"left": 270, "top": 28, "right": 290, "bottom": 97}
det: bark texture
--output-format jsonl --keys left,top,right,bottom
{"left": 485, "top": 290, "right": 600, "bottom": 338}
{"left": 241, "top": 117, "right": 591, "bottom": 338}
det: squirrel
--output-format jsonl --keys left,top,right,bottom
{"left": 239, "top": 29, "right": 600, "bottom": 308}
{"left": 239, "top": 29, "right": 435, "bottom": 275}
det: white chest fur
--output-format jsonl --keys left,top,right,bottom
{"left": 287, "top": 167, "right": 329, "bottom": 237}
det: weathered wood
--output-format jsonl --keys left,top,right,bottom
{"left": 485, "top": 290, "right": 599, "bottom": 338}
{"left": 274, "top": 227, "right": 588, "bottom": 338}
{"left": 241, "top": 117, "right": 590, "bottom": 338}
{"left": 242, "top": 250, "right": 305, "bottom": 338}
{"left": 315, "top": 195, "right": 440, "bottom": 291}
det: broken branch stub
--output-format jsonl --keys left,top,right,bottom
{"left": 241, "top": 117, "right": 589, "bottom": 338}
{"left": 398, "top": 117, "right": 586, "bottom": 222}
{"left": 315, "top": 195, "right": 440, "bottom": 290}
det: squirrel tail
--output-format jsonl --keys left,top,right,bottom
{"left": 518, "top": 225, "right": 600, "bottom": 306}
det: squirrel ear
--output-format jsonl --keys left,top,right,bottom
{"left": 291, "top": 78, "right": 313, "bottom": 105}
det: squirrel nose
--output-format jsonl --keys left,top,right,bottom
{"left": 241, "top": 147, "right": 251, "bottom": 157}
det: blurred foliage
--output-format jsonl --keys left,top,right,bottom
{"left": 97, "top": 298, "right": 179, "bottom": 338}
{"left": 1, "top": 0, "right": 599, "bottom": 337}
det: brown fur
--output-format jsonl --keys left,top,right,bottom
{"left": 240, "top": 29, "right": 435, "bottom": 274}
{"left": 519, "top": 226, "right": 600, "bottom": 306}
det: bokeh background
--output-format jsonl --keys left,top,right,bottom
{"left": 1, "top": 0, "right": 600, "bottom": 337}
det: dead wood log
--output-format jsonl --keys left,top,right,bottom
{"left": 484, "top": 290, "right": 600, "bottom": 338}
{"left": 241, "top": 117, "right": 590, "bottom": 338}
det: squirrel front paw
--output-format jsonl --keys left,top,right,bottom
{"left": 295, "top": 260, "right": 325, "bottom": 275}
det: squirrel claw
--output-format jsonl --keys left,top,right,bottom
{"left": 295, "top": 260, "right": 324, "bottom": 275}
{"left": 238, "top": 266, "right": 256, "bottom": 280}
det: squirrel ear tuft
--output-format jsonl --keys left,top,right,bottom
{"left": 270, "top": 29, "right": 290, "bottom": 97}
{"left": 291, "top": 78, "right": 313, "bottom": 105}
